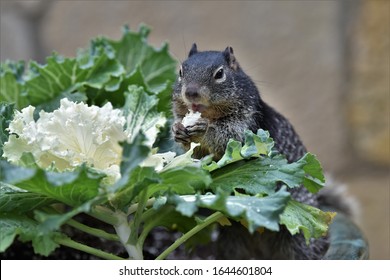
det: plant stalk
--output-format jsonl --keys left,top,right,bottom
{"left": 155, "top": 211, "right": 225, "bottom": 260}
{"left": 89, "top": 205, "right": 119, "bottom": 225}
{"left": 114, "top": 214, "right": 143, "bottom": 260}
{"left": 66, "top": 219, "right": 119, "bottom": 242}
{"left": 129, "top": 188, "right": 148, "bottom": 244}
{"left": 55, "top": 237, "right": 125, "bottom": 260}
{"left": 127, "top": 198, "right": 156, "bottom": 215}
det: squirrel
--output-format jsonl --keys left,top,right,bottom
{"left": 172, "top": 43, "right": 350, "bottom": 259}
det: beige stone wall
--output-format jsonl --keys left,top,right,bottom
{"left": 1, "top": 0, "right": 389, "bottom": 259}
{"left": 346, "top": 0, "right": 390, "bottom": 166}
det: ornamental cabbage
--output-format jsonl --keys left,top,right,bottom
{"left": 4, "top": 99, "right": 127, "bottom": 183}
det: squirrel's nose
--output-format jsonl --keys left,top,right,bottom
{"left": 185, "top": 86, "right": 200, "bottom": 100}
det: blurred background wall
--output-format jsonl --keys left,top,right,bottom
{"left": 1, "top": 0, "right": 389, "bottom": 259}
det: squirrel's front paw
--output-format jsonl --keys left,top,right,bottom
{"left": 173, "top": 118, "right": 208, "bottom": 145}
{"left": 172, "top": 122, "right": 191, "bottom": 144}
{"left": 186, "top": 118, "right": 208, "bottom": 142}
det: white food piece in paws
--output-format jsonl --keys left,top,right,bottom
{"left": 181, "top": 110, "right": 201, "bottom": 127}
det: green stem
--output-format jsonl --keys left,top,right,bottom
{"left": 89, "top": 205, "right": 119, "bottom": 225}
{"left": 55, "top": 237, "right": 125, "bottom": 260}
{"left": 41, "top": 204, "right": 117, "bottom": 226}
{"left": 155, "top": 211, "right": 225, "bottom": 260}
{"left": 138, "top": 206, "right": 172, "bottom": 248}
{"left": 139, "top": 206, "right": 160, "bottom": 222}
{"left": 127, "top": 198, "right": 156, "bottom": 215}
{"left": 138, "top": 222, "right": 155, "bottom": 250}
{"left": 129, "top": 189, "right": 148, "bottom": 243}
{"left": 114, "top": 212, "right": 143, "bottom": 260}
{"left": 66, "top": 219, "right": 119, "bottom": 242}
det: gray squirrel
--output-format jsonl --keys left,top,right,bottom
{"left": 172, "top": 44, "right": 352, "bottom": 259}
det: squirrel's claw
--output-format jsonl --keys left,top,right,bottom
{"left": 186, "top": 118, "right": 208, "bottom": 142}
{"left": 172, "top": 122, "right": 191, "bottom": 144}
{"left": 172, "top": 118, "right": 208, "bottom": 145}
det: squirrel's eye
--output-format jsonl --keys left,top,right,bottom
{"left": 213, "top": 67, "right": 226, "bottom": 82}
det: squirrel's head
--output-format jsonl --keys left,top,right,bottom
{"left": 173, "top": 43, "right": 257, "bottom": 119}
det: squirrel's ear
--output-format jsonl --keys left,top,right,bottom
{"left": 223, "top": 46, "right": 239, "bottom": 70}
{"left": 188, "top": 43, "right": 198, "bottom": 57}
